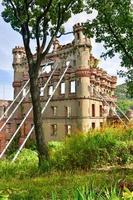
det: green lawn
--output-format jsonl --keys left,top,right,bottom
{"left": 0, "top": 168, "right": 133, "bottom": 199}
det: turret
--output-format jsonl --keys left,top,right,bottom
{"left": 53, "top": 38, "right": 61, "bottom": 52}
{"left": 73, "top": 23, "right": 91, "bottom": 47}
{"left": 73, "top": 24, "right": 92, "bottom": 130}
{"left": 73, "top": 23, "right": 92, "bottom": 69}
{"left": 12, "top": 46, "right": 26, "bottom": 98}
{"left": 12, "top": 46, "right": 25, "bottom": 69}
{"left": 73, "top": 23, "right": 92, "bottom": 98}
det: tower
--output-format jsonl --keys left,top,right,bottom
{"left": 12, "top": 46, "right": 26, "bottom": 98}
{"left": 73, "top": 23, "right": 93, "bottom": 131}
{"left": 73, "top": 23, "right": 91, "bottom": 69}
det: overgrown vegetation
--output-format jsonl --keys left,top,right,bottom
{"left": 115, "top": 83, "right": 133, "bottom": 115}
{"left": 117, "top": 100, "right": 133, "bottom": 115}
{"left": 0, "top": 126, "right": 133, "bottom": 199}
{"left": 115, "top": 83, "right": 131, "bottom": 100}
{"left": 48, "top": 126, "right": 133, "bottom": 170}
{"left": 0, "top": 168, "right": 132, "bottom": 199}
{"left": 1, "top": 126, "right": 133, "bottom": 176}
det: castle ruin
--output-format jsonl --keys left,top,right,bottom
{"left": 0, "top": 23, "right": 117, "bottom": 152}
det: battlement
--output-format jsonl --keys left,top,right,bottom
{"left": 12, "top": 46, "right": 25, "bottom": 54}
{"left": 73, "top": 22, "right": 84, "bottom": 32}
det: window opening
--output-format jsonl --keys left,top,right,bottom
{"left": 52, "top": 106, "right": 57, "bottom": 116}
{"left": 70, "top": 80, "right": 76, "bottom": 93}
{"left": 60, "top": 82, "right": 65, "bottom": 94}
{"left": 66, "top": 125, "right": 72, "bottom": 136}
{"left": 92, "top": 104, "right": 95, "bottom": 117}
{"left": 51, "top": 124, "right": 57, "bottom": 136}
{"left": 48, "top": 85, "right": 54, "bottom": 96}
{"left": 92, "top": 122, "right": 95, "bottom": 129}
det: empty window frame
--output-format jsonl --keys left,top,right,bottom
{"left": 60, "top": 82, "right": 65, "bottom": 94}
{"left": 92, "top": 122, "right": 95, "bottom": 129}
{"left": 66, "top": 125, "right": 72, "bottom": 136}
{"left": 100, "top": 122, "right": 103, "bottom": 128}
{"left": 92, "top": 104, "right": 95, "bottom": 117}
{"left": 22, "top": 88, "right": 27, "bottom": 97}
{"left": 51, "top": 124, "right": 57, "bottom": 136}
{"left": 40, "top": 87, "right": 44, "bottom": 96}
{"left": 70, "top": 80, "right": 76, "bottom": 93}
{"left": 42, "top": 63, "right": 52, "bottom": 73}
{"left": 99, "top": 105, "right": 103, "bottom": 117}
{"left": 51, "top": 106, "right": 57, "bottom": 116}
{"left": 65, "top": 106, "right": 71, "bottom": 118}
{"left": 48, "top": 85, "right": 54, "bottom": 96}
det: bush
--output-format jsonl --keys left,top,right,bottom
{"left": 0, "top": 149, "right": 38, "bottom": 179}
{"left": 50, "top": 127, "right": 133, "bottom": 170}
{"left": 0, "top": 126, "right": 133, "bottom": 174}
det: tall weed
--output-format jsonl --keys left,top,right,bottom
{"left": 50, "top": 127, "right": 133, "bottom": 170}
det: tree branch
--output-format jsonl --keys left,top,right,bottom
{"left": 35, "top": 0, "right": 53, "bottom": 55}
{"left": 40, "top": 19, "right": 49, "bottom": 52}
{"left": 41, "top": 2, "right": 63, "bottom": 58}
{"left": 8, "top": 0, "right": 20, "bottom": 21}
{"left": 57, "top": 31, "right": 74, "bottom": 38}
{"left": 21, "top": 25, "right": 33, "bottom": 63}
{"left": 104, "top": 13, "right": 133, "bottom": 65}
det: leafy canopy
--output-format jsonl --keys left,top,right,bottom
{"left": 85, "top": 0, "right": 133, "bottom": 96}
{"left": 2, "top": 0, "right": 83, "bottom": 57}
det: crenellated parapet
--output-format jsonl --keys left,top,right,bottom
{"left": 73, "top": 23, "right": 91, "bottom": 48}
{"left": 12, "top": 46, "right": 25, "bottom": 54}
{"left": 12, "top": 46, "right": 26, "bottom": 66}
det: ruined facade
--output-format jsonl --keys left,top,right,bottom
{"left": 0, "top": 23, "right": 117, "bottom": 151}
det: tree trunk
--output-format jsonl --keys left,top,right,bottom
{"left": 29, "top": 63, "right": 49, "bottom": 167}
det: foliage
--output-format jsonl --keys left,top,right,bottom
{"left": 0, "top": 127, "right": 132, "bottom": 177}
{"left": 85, "top": 0, "right": 133, "bottom": 96}
{"left": 123, "top": 187, "right": 133, "bottom": 199}
{"left": 0, "top": 149, "right": 38, "bottom": 179}
{"left": 0, "top": 175, "right": 133, "bottom": 199}
{"left": 50, "top": 127, "right": 133, "bottom": 170}
{"left": 25, "top": 137, "right": 37, "bottom": 151}
{"left": 115, "top": 83, "right": 132, "bottom": 100}
{"left": 117, "top": 100, "right": 133, "bottom": 115}
{"left": 115, "top": 83, "right": 133, "bottom": 115}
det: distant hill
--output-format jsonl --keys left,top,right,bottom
{"left": 115, "top": 83, "right": 131, "bottom": 100}
{"left": 115, "top": 83, "right": 133, "bottom": 114}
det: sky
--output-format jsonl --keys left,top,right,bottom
{"left": 0, "top": 4, "right": 125, "bottom": 100}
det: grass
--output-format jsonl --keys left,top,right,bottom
{"left": 0, "top": 169, "right": 133, "bottom": 199}
{"left": 0, "top": 126, "right": 133, "bottom": 199}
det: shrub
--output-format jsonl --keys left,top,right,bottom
{"left": 50, "top": 127, "right": 133, "bottom": 170}
{"left": 0, "top": 149, "right": 38, "bottom": 179}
